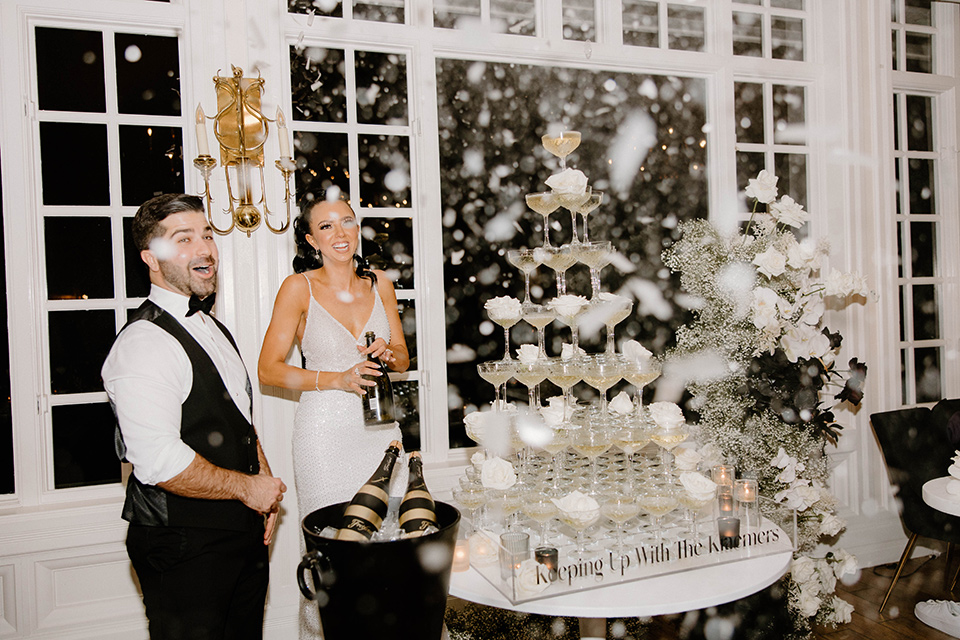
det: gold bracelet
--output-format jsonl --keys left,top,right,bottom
{"left": 314, "top": 369, "right": 320, "bottom": 392}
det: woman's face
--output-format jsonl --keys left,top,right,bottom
{"left": 306, "top": 200, "right": 359, "bottom": 264}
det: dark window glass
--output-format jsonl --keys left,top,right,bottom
{"left": 40, "top": 122, "right": 110, "bottom": 206}
{"left": 115, "top": 33, "right": 182, "bottom": 116}
{"left": 294, "top": 131, "right": 350, "bottom": 200}
{"left": 623, "top": 0, "right": 659, "bottom": 47}
{"left": 771, "top": 17, "right": 804, "bottom": 61}
{"left": 913, "top": 284, "right": 939, "bottom": 341}
{"left": 49, "top": 310, "right": 116, "bottom": 395}
{"left": 564, "top": 0, "right": 596, "bottom": 42}
{"left": 905, "top": 0, "right": 932, "bottom": 26}
{"left": 905, "top": 33, "right": 933, "bottom": 73}
{"left": 361, "top": 217, "right": 414, "bottom": 289}
{"left": 774, "top": 153, "right": 807, "bottom": 206}
{"left": 892, "top": 31, "right": 899, "bottom": 72}
{"left": 910, "top": 221, "right": 936, "bottom": 278}
{"left": 771, "top": 0, "right": 802, "bottom": 7}
{"left": 735, "top": 82, "right": 764, "bottom": 144}
{"left": 907, "top": 158, "right": 935, "bottom": 214}
{"left": 906, "top": 95, "right": 932, "bottom": 151}
{"left": 893, "top": 97, "right": 900, "bottom": 151}
{"left": 356, "top": 51, "right": 409, "bottom": 126}
{"left": 45, "top": 217, "right": 114, "bottom": 300}
{"left": 119, "top": 125, "right": 185, "bottom": 206}
{"left": 915, "top": 346, "right": 942, "bottom": 403}
{"left": 123, "top": 218, "right": 151, "bottom": 298}
{"left": 900, "top": 348, "right": 908, "bottom": 404}
{"left": 434, "top": 0, "right": 479, "bottom": 28}
{"left": 899, "top": 284, "right": 906, "bottom": 342}
{"left": 52, "top": 403, "right": 121, "bottom": 489}
{"left": 397, "top": 299, "right": 417, "bottom": 370}
{"left": 495, "top": 0, "right": 536, "bottom": 36}
{"left": 896, "top": 221, "right": 904, "bottom": 279}
{"left": 736, "top": 151, "right": 765, "bottom": 202}
{"left": 895, "top": 159, "right": 902, "bottom": 214}
{"left": 772, "top": 84, "right": 805, "bottom": 145}
{"left": 733, "top": 11, "right": 763, "bottom": 57}
{"left": 35, "top": 27, "right": 106, "bottom": 113}
{"left": 288, "top": 0, "right": 343, "bottom": 17}
{"left": 354, "top": 0, "right": 404, "bottom": 23}
{"left": 290, "top": 47, "right": 347, "bottom": 123}
{"left": 394, "top": 380, "right": 420, "bottom": 451}
{"left": 358, "top": 135, "right": 411, "bottom": 208}
{"left": 668, "top": 5, "right": 705, "bottom": 52}
{"left": 0, "top": 160, "right": 11, "bottom": 495}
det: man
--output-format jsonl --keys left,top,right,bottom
{"left": 102, "top": 193, "right": 286, "bottom": 640}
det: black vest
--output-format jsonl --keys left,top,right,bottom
{"left": 115, "top": 300, "right": 261, "bottom": 532}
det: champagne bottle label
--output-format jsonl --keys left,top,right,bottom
{"left": 361, "top": 331, "right": 396, "bottom": 426}
{"left": 337, "top": 440, "right": 401, "bottom": 540}
{"left": 399, "top": 451, "right": 438, "bottom": 538}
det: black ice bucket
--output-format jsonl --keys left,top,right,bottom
{"left": 298, "top": 500, "right": 460, "bottom": 640}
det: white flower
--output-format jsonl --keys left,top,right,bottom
{"left": 787, "top": 238, "right": 821, "bottom": 270}
{"left": 745, "top": 170, "right": 779, "bottom": 204}
{"left": 798, "top": 586, "right": 822, "bottom": 618}
{"left": 679, "top": 471, "right": 717, "bottom": 500}
{"left": 831, "top": 597, "right": 854, "bottom": 624}
{"left": 481, "top": 457, "right": 517, "bottom": 490}
{"left": 775, "top": 480, "right": 819, "bottom": 511}
{"left": 471, "top": 451, "right": 486, "bottom": 467}
{"left": 823, "top": 269, "right": 869, "bottom": 298}
{"left": 609, "top": 391, "right": 634, "bottom": 415}
{"left": 753, "top": 247, "right": 787, "bottom": 279}
{"left": 751, "top": 287, "right": 784, "bottom": 334}
{"left": 539, "top": 403, "right": 565, "bottom": 427}
{"left": 551, "top": 490, "right": 599, "bottom": 514}
{"left": 674, "top": 447, "right": 703, "bottom": 472}
{"left": 831, "top": 549, "right": 858, "bottom": 579}
{"left": 622, "top": 339, "right": 653, "bottom": 363}
{"left": 797, "top": 296, "right": 824, "bottom": 326}
{"left": 468, "top": 531, "right": 499, "bottom": 566}
{"left": 545, "top": 168, "right": 588, "bottom": 195}
{"left": 769, "top": 195, "right": 808, "bottom": 228}
{"left": 484, "top": 295, "right": 522, "bottom": 321}
{"left": 781, "top": 324, "right": 831, "bottom": 363}
{"left": 817, "top": 558, "right": 837, "bottom": 593}
{"left": 463, "top": 411, "right": 488, "bottom": 445}
{"left": 819, "top": 513, "right": 845, "bottom": 537}
{"left": 648, "top": 402, "right": 685, "bottom": 431}
{"left": 772, "top": 447, "right": 805, "bottom": 484}
{"left": 548, "top": 294, "right": 588, "bottom": 318}
{"left": 560, "top": 343, "right": 587, "bottom": 360}
{"left": 517, "top": 344, "right": 541, "bottom": 364}
{"left": 515, "top": 558, "right": 551, "bottom": 597}
{"left": 791, "top": 555, "right": 817, "bottom": 584}
{"left": 697, "top": 443, "right": 724, "bottom": 469}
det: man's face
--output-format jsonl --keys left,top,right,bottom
{"left": 141, "top": 210, "right": 218, "bottom": 298}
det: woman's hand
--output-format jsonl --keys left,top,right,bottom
{"left": 357, "top": 337, "right": 396, "bottom": 365}
{"left": 340, "top": 360, "right": 380, "bottom": 395}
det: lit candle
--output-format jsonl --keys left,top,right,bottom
{"left": 718, "top": 485, "right": 734, "bottom": 513}
{"left": 452, "top": 539, "right": 470, "bottom": 572}
{"left": 735, "top": 478, "right": 759, "bottom": 527}
{"left": 735, "top": 478, "right": 757, "bottom": 503}
{"left": 718, "top": 516, "right": 740, "bottom": 549}
{"left": 276, "top": 107, "right": 291, "bottom": 158}
{"left": 712, "top": 464, "right": 735, "bottom": 488}
{"left": 469, "top": 532, "right": 498, "bottom": 566}
{"left": 535, "top": 546, "right": 559, "bottom": 580}
{"left": 195, "top": 104, "right": 210, "bottom": 156}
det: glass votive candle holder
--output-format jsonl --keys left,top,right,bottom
{"left": 711, "top": 464, "right": 735, "bottom": 488}
{"left": 717, "top": 484, "right": 735, "bottom": 515}
{"left": 734, "top": 478, "right": 759, "bottom": 527}
{"left": 453, "top": 538, "right": 470, "bottom": 572}
{"left": 718, "top": 516, "right": 740, "bottom": 549}
{"left": 499, "top": 531, "right": 530, "bottom": 581}
{"left": 535, "top": 546, "right": 559, "bottom": 580}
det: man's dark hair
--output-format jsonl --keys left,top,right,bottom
{"left": 132, "top": 194, "right": 205, "bottom": 252}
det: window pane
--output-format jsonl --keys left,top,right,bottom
{"left": 896, "top": 221, "right": 904, "bottom": 278}
{"left": 123, "top": 218, "right": 151, "bottom": 298}
{"left": 668, "top": 5, "right": 705, "bottom": 52}
{"left": 434, "top": 0, "right": 479, "bottom": 28}
{"left": 893, "top": 97, "right": 900, "bottom": 151}
{"left": 905, "top": 0, "right": 932, "bottom": 26}
{"left": 905, "top": 33, "right": 933, "bottom": 74}
{"left": 910, "top": 221, "right": 936, "bottom": 278}
{"left": 913, "top": 284, "right": 939, "bottom": 341}
{"left": 119, "top": 125, "right": 185, "bottom": 206}
{"left": 495, "top": 0, "right": 536, "bottom": 36}
{"left": 771, "top": 0, "right": 803, "bottom": 8}
{"left": 906, "top": 95, "right": 932, "bottom": 151}
{"left": 900, "top": 348, "right": 908, "bottom": 404}
{"left": 361, "top": 217, "right": 414, "bottom": 289}
{"left": 394, "top": 380, "right": 420, "bottom": 451}
{"left": 290, "top": 47, "right": 347, "bottom": 123}
{"left": 353, "top": 0, "right": 404, "bottom": 23}
{"left": 45, "top": 217, "right": 114, "bottom": 300}
{"left": 52, "top": 403, "right": 121, "bottom": 489}
{"left": 397, "top": 299, "right": 417, "bottom": 370}
{"left": 899, "top": 284, "right": 906, "bottom": 341}
{"left": 0, "top": 172, "right": 11, "bottom": 495}
{"left": 907, "top": 158, "right": 935, "bottom": 214}
{"left": 915, "top": 346, "right": 942, "bottom": 403}
{"left": 774, "top": 153, "right": 807, "bottom": 206}
{"left": 735, "top": 82, "right": 764, "bottom": 144}
{"left": 294, "top": 131, "right": 350, "bottom": 200}
{"left": 114, "top": 33, "right": 181, "bottom": 116}
{"left": 773, "top": 84, "right": 805, "bottom": 145}
{"left": 895, "top": 160, "right": 902, "bottom": 214}
{"left": 892, "top": 31, "right": 899, "bottom": 72}
{"left": 737, "top": 151, "right": 765, "bottom": 200}
{"left": 49, "top": 310, "right": 116, "bottom": 395}
{"left": 734, "top": 0, "right": 762, "bottom": 5}
{"left": 733, "top": 11, "right": 763, "bottom": 57}
{"left": 35, "top": 27, "right": 106, "bottom": 113}
{"left": 40, "top": 122, "right": 109, "bottom": 206}
{"left": 623, "top": 0, "right": 659, "bottom": 48}
{"left": 288, "top": 0, "right": 343, "bottom": 17}
{"left": 563, "top": 0, "right": 596, "bottom": 42}
{"left": 356, "top": 51, "right": 409, "bottom": 125}
{"left": 772, "top": 16, "right": 804, "bottom": 61}
{"left": 358, "top": 134, "right": 411, "bottom": 208}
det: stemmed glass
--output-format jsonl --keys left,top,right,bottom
{"left": 477, "top": 361, "right": 514, "bottom": 411}
{"left": 507, "top": 249, "right": 542, "bottom": 304}
{"left": 575, "top": 241, "right": 613, "bottom": 299}
{"left": 621, "top": 357, "right": 661, "bottom": 421}
{"left": 572, "top": 427, "right": 612, "bottom": 495}
{"left": 486, "top": 300, "right": 522, "bottom": 361}
{"left": 521, "top": 303, "right": 556, "bottom": 358}
{"left": 596, "top": 294, "right": 633, "bottom": 354}
{"left": 650, "top": 423, "right": 689, "bottom": 479}
{"left": 502, "top": 487, "right": 524, "bottom": 531}
{"left": 547, "top": 358, "right": 582, "bottom": 418}
{"left": 578, "top": 191, "right": 603, "bottom": 244}
{"left": 514, "top": 359, "right": 549, "bottom": 410}
{"left": 541, "top": 130, "right": 581, "bottom": 170}
{"left": 541, "top": 427, "right": 572, "bottom": 496}
{"left": 637, "top": 485, "right": 679, "bottom": 544}
{"left": 549, "top": 295, "right": 588, "bottom": 353}
{"left": 526, "top": 192, "right": 561, "bottom": 247}
{"left": 453, "top": 485, "right": 488, "bottom": 535}
{"left": 536, "top": 244, "right": 578, "bottom": 295}
{"left": 581, "top": 355, "right": 623, "bottom": 424}
{"left": 601, "top": 493, "right": 640, "bottom": 555}
{"left": 679, "top": 485, "right": 717, "bottom": 539}
{"left": 557, "top": 188, "right": 591, "bottom": 245}
{"left": 522, "top": 492, "right": 559, "bottom": 546}
{"left": 558, "top": 504, "right": 600, "bottom": 560}
{"left": 613, "top": 426, "right": 651, "bottom": 487}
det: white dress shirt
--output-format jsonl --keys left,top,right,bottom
{"left": 102, "top": 285, "right": 253, "bottom": 485}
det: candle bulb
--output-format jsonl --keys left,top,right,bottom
{"left": 195, "top": 104, "right": 210, "bottom": 157}
{"left": 276, "top": 107, "right": 291, "bottom": 158}
{"left": 535, "top": 546, "right": 559, "bottom": 580}
{"left": 453, "top": 539, "right": 470, "bottom": 572}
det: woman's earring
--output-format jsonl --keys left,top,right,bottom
{"left": 315, "top": 248, "right": 321, "bottom": 262}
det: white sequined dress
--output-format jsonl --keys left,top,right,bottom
{"left": 294, "top": 273, "right": 407, "bottom": 639}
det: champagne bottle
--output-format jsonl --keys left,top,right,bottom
{"left": 336, "top": 440, "right": 402, "bottom": 541}
{"left": 399, "top": 451, "right": 438, "bottom": 538}
{"left": 361, "top": 331, "right": 396, "bottom": 427}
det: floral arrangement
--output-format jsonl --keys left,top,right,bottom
{"left": 661, "top": 170, "right": 868, "bottom": 636}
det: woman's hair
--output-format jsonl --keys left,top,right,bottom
{"left": 292, "top": 195, "right": 377, "bottom": 285}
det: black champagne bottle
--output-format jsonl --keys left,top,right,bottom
{"left": 361, "top": 331, "right": 396, "bottom": 427}
{"left": 399, "top": 451, "right": 438, "bottom": 538}
{"left": 336, "top": 440, "right": 402, "bottom": 541}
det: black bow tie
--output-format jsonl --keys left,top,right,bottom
{"left": 186, "top": 293, "right": 216, "bottom": 317}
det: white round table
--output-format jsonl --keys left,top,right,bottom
{"left": 922, "top": 476, "right": 960, "bottom": 516}
{"left": 449, "top": 551, "right": 792, "bottom": 638}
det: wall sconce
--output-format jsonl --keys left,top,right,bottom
{"left": 194, "top": 66, "right": 294, "bottom": 236}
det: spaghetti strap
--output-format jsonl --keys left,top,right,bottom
{"left": 301, "top": 272, "right": 313, "bottom": 298}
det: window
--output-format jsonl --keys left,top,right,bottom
{"left": 623, "top": 0, "right": 707, "bottom": 51}
{"left": 732, "top": 0, "right": 804, "bottom": 60}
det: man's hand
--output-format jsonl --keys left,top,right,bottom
{"left": 242, "top": 473, "right": 287, "bottom": 515}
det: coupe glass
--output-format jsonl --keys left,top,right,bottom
{"left": 546, "top": 358, "right": 582, "bottom": 417}
{"left": 507, "top": 248, "right": 542, "bottom": 304}
{"left": 650, "top": 424, "right": 689, "bottom": 478}
{"left": 556, "top": 188, "right": 591, "bottom": 245}
{"left": 575, "top": 241, "right": 613, "bottom": 298}
{"left": 541, "top": 427, "right": 572, "bottom": 496}
{"left": 558, "top": 505, "right": 600, "bottom": 560}
{"left": 477, "top": 361, "right": 514, "bottom": 411}
{"left": 526, "top": 192, "right": 561, "bottom": 247}
{"left": 502, "top": 488, "right": 525, "bottom": 531}
{"left": 578, "top": 190, "right": 603, "bottom": 244}
{"left": 541, "top": 130, "right": 581, "bottom": 170}
{"left": 521, "top": 303, "right": 556, "bottom": 358}
{"left": 679, "top": 486, "right": 717, "bottom": 539}
{"left": 488, "top": 309, "right": 521, "bottom": 362}
{"left": 453, "top": 485, "right": 487, "bottom": 535}
{"left": 514, "top": 359, "right": 549, "bottom": 410}
{"left": 572, "top": 427, "right": 612, "bottom": 495}
{"left": 620, "top": 357, "right": 661, "bottom": 421}
{"left": 596, "top": 295, "right": 633, "bottom": 354}
{"left": 522, "top": 493, "right": 559, "bottom": 546}
{"left": 601, "top": 494, "right": 640, "bottom": 555}
{"left": 613, "top": 425, "right": 651, "bottom": 486}
{"left": 536, "top": 244, "right": 578, "bottom": 295}
{"left": 637, "top": 485, "right": 679, "bottom": 544}
{"left": 581, "top": 355, "right": 623, "bottom": 424}
{"left": 549, "top": 296, "right": 588, "bottom": 353}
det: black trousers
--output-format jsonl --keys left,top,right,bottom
{"left": 126, "top": 524, "right": 268, "bottom": 640}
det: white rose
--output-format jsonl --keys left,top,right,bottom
{"left": 787, "top": 238, "right": 821, "bottom": 270}
{"left": 817, "top": 559, "right": 837, "bottom": 593}
{"left": 751, "top": 287, "right": 784, "bottom": 333}
{"left": 548, "top": 294, "right": 588, "bottom": 318}
{"left": 609, "top": 391, "right": 634, "bottom": 416}
{"left": 697, "top": 443, "right": 723, "bottom": 469}
{"left": 481, "top": 457, "right": 517, "bottom": 490}
{"left": 560, "top": 343, "right": 587, "bottom": 361}
{"left": 517, "top": 344, "right": 541, "bottom": 364}
{"left": 471, "top": 451, "right": 486, "bottom": 467}
{"left": 679, "top": 471, "right": 717, "bottom": 500}
{"left": 484, "top": 295, "right": 522, "bottom": 321}
{"left": 648, "top": 402, "right": 685, "bottom": 431}
{"left": 463, "top": 411, "right": 488, "bottom": 445}
{"left": 551, "top": 490, "right": 600, "bottom": 514}
{"left": 823, "top": 269, "right": 869, "bottom": 298}
{"left": 674, "top": 447, "right": 704, "bottom": 472}
{"left": 831, "top": 549, "right": 858, "bottom": 579}
{"left": 798, "top": 587, "right": 822, "bottom": 618}
{"left": 791, "top": 555, "right": 817, "bottom": 584}
{"left": 769, "top": 195, "right": 808, "bottom": 228}
{"left": 819, "top": 513, "right": 845, "bottom": 537}
{"left": 515, "top": 558, "right": 551, "bottom": 597}
{"left": 831, "top": 597, "right": 854, "bottom": 624}
{"left": 540, "top": 404, "right": 565, "bottom": 427}
{"left": 468, "top": 531, "right": 499, "bottom": 566}
{"left": 744, "top": 170, "right": 779, "bottom": 204}
{"left": 622, "top": 339, "right": 653, "bottom": 363}
{"left": 545, "top": 168, "right": 588, "bottom": 195}
{"left": 753, "top": 247, "right": 787, "bottom": 279}
{"left": 781, "top": 324, "right": 831, "bottom": 363}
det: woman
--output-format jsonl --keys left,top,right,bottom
{"left": 258, "top": 195, "right": 410, "bottom": 637}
